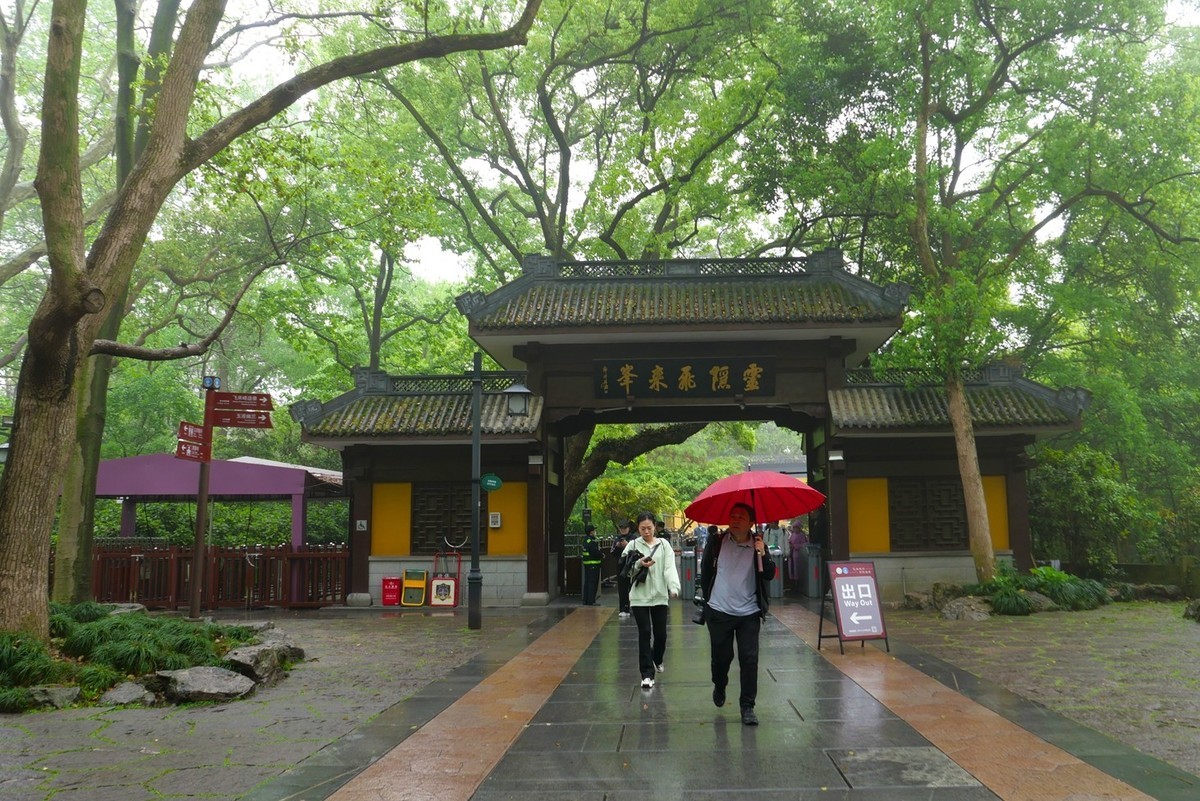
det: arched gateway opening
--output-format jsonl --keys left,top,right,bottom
{"left": 290, "top": 250, "right": 1087, "bottom": 606}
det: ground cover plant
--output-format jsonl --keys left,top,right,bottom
{"left": 0, "top": 602, "right": 257, "bottom": 712}
{"left": 963, "top": 564, "right": 1112, "bottom": 616}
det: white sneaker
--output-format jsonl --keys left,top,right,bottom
{"left": 655, "top": 663, "right": 665, "bottom": 673}
{"left": 640, "top": 677, "right": 654, "bottom": 689}
{"left": 619, "top": 611, "right": 630, "bottom": 618}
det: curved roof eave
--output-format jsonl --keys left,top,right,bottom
{"left": 456, "top": 251, "right": 912, "bottom": 370}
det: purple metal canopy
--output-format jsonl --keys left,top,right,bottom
{"left": 96, "top": 454, "right": 342, "bottom": 501}
{"left": 95, "top": 454, "right": 344, "bottom": 545}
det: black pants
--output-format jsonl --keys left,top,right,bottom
{"left": 706, "top": 607, "right": 761, "bottom": 709}
{"left": 631, "top": 604, "right": 669, "bottom": 679}
{"left": 582, "top": 563, "right": 600, "bottom": 604}
{"left": 616, "top": 572, "right": 631, "bottom": 612}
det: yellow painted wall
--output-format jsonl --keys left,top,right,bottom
{"left": 485, "top": 482, "right": 528, "bottom": 555}
{"left": 847, "top": 478, "right": 890, "bottom": 552}
{"left": 983, "top": 475, "right": 1010, "bottom": 550}
{"left": 372, "top": 483, "right": 412, "bottom": 556}
{"left": 369, "top": 481, "right": 528, "bottom": 556}
{"left": 847, "top": 475, "right": 1011, "bottom": 553}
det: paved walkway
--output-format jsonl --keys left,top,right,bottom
{"left": 243, "top": 598, "right": 1198, "bottom": 801}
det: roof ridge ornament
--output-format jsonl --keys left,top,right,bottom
{"left": 1057, "top": 387, "right": 1093, "bottom": 414}
{"left": 455, "top": 291, "right": 487, "bottom": 315}
{"left": 806, "top": 247, "right": 843, "bottom": 275}
{"left": 521, "top": 253, "right": 557, "bottom": 276}
{"left": 883, "top": 282, "right": 913, "bottom": 304}
{"left": 352, "top": 367, "right": 391, "bottom": 394}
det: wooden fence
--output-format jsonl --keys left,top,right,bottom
{"left": 90, "top": 543, "right": 348, "bottom": 610}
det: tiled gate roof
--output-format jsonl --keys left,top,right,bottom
{"left": 831, "top": 366, "right": 1090, "bottom": 435}
{"left": 455, "top": 250, "right": 912, "bottom": 369}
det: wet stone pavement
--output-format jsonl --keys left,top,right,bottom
{"left": 0, "top": 608, "right": 548, "bottom": 801}
{"left": 0, "top": 598, "right": 1198, "bottom": 800}
{"left": 883, "top": 600, "right": 1200, "bottom": 779}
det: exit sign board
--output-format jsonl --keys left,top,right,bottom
{"left": 826, "top": 561, "right": 888, "bottom": 642}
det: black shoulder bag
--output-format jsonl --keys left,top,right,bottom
{"left": 625, "top": 542, "right": 660, "bottom": 585}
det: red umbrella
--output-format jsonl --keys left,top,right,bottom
{"left": 685, "top": 470, "right": 826, "bottom": 525}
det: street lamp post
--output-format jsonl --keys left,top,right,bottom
{"left": 468, "top": 352, "right": 484, "bottom": 630}
{"left": 467, "top": 354, "right": 531, "bottom": 631}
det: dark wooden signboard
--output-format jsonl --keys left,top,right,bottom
{"left": 211, "top": 391, "right": 274, "bottom": 410}
{"left": 175, "top": 439, "right": 211, "bottom": 462}
{"left": 818, "top": 561, "right": 889, "bottom": 653}
{"left": 177, "top": 421, "right": 206, "bottom": 442}
{"left": 593, "top": 357, "right": 776, "bottom": 399}
{"left": 212, "top": 409, "right": 273, "bottom": 429}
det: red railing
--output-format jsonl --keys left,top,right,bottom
{"left": 90, "top": 543, "right": 347, "bottom": 610}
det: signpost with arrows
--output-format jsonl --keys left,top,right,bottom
{"left": 818, "top": 561, "right": 890, "bottom": 654}
{"left": 174, "top": 377, "right": 273, "bottom": 617}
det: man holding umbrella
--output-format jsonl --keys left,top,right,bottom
{"left": 698, "top": 502, "right": 775, "bottom": 726}
{"left": 687, "top": 470, "right": 826, "bottom": 726}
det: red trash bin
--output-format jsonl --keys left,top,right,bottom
{"left": 381, "top": 576, "right": 401, "bottom": 606}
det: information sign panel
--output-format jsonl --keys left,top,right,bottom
{"left": 177, "top": 421, "right": 207, "bottom": 443}
{"left": 212, "top": 409, "right": 273, "bottom": 429}
{"left": 826, "top": 561, "right": 888, "bottom": 642}
{"left": 211, "top": 391, "right": 274, "bottom": 410}
{"left": 175, "top": 439, "right": 211, "bottom": 462}
{"left": 480, "top": 473, "right": 503, "bottom": 491}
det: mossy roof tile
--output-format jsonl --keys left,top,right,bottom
{"left": 473, "top": 279, "right": 897, "bottom": 329}
{"left": 830, "top": 385, "right": 1075, "bottom": 432}
{"left": 309, "top": 394, "right": 540, "bottom": 439}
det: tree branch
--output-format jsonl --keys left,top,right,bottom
{"left": 183, "top": 0, "right": 544, "bottom": 176}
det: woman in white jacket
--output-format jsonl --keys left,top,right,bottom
{"left": 622, "top": 512, "right": 680, "bottom": 688}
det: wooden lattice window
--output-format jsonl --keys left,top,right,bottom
{"left": 888, "top": 477, "right": 969, "bottom": 552}
{"left": 411, "top": 483, "right": 487, "bottom": 556}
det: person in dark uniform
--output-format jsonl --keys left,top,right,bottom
{"left": 581, "top": 523, "right": 602, "bottom": 605}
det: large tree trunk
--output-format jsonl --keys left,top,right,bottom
{"left": 53, "top": 0, "right": 144, "bottom": 605}
{"left": 0, "top": 0, "right": 544, "bottom": 642}
{"left": 909, "top": 21, "right": 994, "bottom": 585}
{"left": 52, "top": 352, "right": 111, "bottom": 603}
{"left": 0, "top": 322, "right": 88, "bottom": 637}
{"left": 0, "top": 0, "right": 95, "bottom": 639}
{"left": 946, "top": 374, "right": 995, "bottom": 583}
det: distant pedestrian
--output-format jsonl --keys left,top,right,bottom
{"left": 611, "top": 520, "right": 634, "bottom": 617}
{"left": 621, "top": 512, "right": 680, "bottom": 689}
{"left": 699, "top": 502, "right": 775, "bottom": 725}
{"left": 581, "top": 524, "right": 602, "bottom": 606}
{"left": 788, "top": 522, "right": 808, "bottom": 583}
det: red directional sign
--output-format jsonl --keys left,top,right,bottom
{"left": 175, "top": 439, "right": 211, "bottom": 462}
{"left": 212, "top": 409, "right": 273, "bottom": 429}
{"left": 177, "top": 421, "right": 208, "bottom": 443}
{"left": 212, "top": 392, "right": 274, "bottom": 411}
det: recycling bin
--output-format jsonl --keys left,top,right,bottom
{"left": 401, "top": 569, "right": 428, "bottom": 606}
{"left": 768, "top": 547, "right": 784, "bottom": 598}
{"left": 801, "top": 544, "right": 823, "bottom": 598}
{"left": 680, "top": 550, "right": 697, "bottom": 596}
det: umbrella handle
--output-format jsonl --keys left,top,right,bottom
{"left": 755, "top": 532, "right": 763, "bottom": 571}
